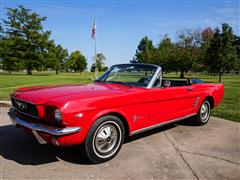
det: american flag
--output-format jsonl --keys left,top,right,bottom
{"left": 91, "top": 18, "right": 96, "bottom": 39}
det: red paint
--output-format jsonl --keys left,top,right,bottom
{"left": 11, "top": 82, "right": 224, "bottom": 146}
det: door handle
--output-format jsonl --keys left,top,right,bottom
{"left": 187, "top": 88, "right": 193, "bottom": 91}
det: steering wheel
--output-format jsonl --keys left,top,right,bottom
{"left": 137, "top": 77, "right": 150, "bottom": 85}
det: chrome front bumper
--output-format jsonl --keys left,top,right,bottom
{"left": 8, "top": 108, "right": 81, "bottom": 136}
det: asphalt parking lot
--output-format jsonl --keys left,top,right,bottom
{"left": 0, "top": 106, "right": 239, "bottom": 179}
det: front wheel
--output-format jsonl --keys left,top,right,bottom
{"left": 195, "top": 99, "right": 211, "bottom": 125}
{"left": 82, "top": 115, "right": 125, "bottom": 163}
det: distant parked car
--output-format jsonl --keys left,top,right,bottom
{"left": 8, "top": 63, "right": 224, "bottom": 163}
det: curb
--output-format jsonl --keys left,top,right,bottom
{"left": 0, "top": 101, "right": 11, "bottom": 107}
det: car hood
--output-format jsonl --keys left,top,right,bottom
{"left": 12, "top": 83, "right": 137, "bottom": 105}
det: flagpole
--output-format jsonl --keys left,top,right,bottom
{"left": 95, "top": 31, "right": 98, "bottom": 79}
{"left": 94, "top": 17, "right": 98, "bottom": 79}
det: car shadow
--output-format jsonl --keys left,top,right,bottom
{"left": 0, "top": 118, "right": 195, "bottom": 165}
{"left": 125, "top": 124, "right": 176, "bottom": 143}
{"left": 0, "top": 125, "right": 91, "bottom": 165}
{"left": 176, "top": 116, "right": 200, "bottom": 126}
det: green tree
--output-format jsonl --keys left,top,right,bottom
{"left": 44, "top": 41, "right": 58, "bottom": 73}
{"left": 96, "top": 53, "right": 106, "bottom": 71}
{"left": 1, "top": 19, "right": 24, "bottom": 73}
{"left": 2, "top": 5, "right": 51, "bottom": 74}
{"left": 155, "top": 35, "right": 175, "bottom": 73}
{"left": 205, "top": 23, "right": 238, "bottom": 82}
{"left": 47, "top": 43, "right": 68, "bottom": 74}
{"left": 174, "top": 29, "right": 204, "bottom": 78}
{"left": 135, "top": 36, "right": 155, "bottom": 63}
{"left": 67, "top": 50, "right": 87, "bottom": 73}
{"left": 0, "top": 24, "right": 2, "bottom": 39}
{"left": 175, "top": 30, "right": 194, "bottom": 78}
{"left": 57, "top": 45, "right": 68, "bottom": 72}
{"left": 91, "top": 63, "right": 108, "bottom": 72}
{"left": 90, "top": 63, "right": 96, "bottom": 72}
{"left": 0, "top": 37, "right": 25, "bottom": 73}
{"left": 102, "top": 66, "right": 108, "bottom": 72}
{"left": 196, "top": 27, "right": 215, "bottom": 73}
{"left": 91, "top": 53, "right": 106, "bottom": 72}
{"left": 233, "top": 35, "right": 240, "bottom": 69}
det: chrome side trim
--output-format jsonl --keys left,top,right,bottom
{"left": 130, "top": 113, "right": 197, "bottom": 136}
{"left": 8, "top": 108, "right": 81, "bottom": 136}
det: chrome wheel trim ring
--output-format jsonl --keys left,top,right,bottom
{"left": 95, "top": 124, "right": 118, "bottom": 154}
{"left": 92, "top": 121, "right": 122, "bottom": 159}
{"left": 200, "top": 101, "right": 210, "bottom": 123}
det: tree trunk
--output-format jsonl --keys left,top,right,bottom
{"left": 8, "top": 70, "right": 11, "bottom": 74}
{"left": 27, "top": 68, "right": 32, "bottom": 75}
{"left": 218, "top": 72, "right": 222, "bottom": 83}
{"left": 56, "top": 69, "right": 59, "bottom": 74}
{"left": 180, "top": 69, "right": 184, "bottom": 78}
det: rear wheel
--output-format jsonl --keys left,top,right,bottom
{"left": 82, "top": 115, "right": 125, "bottom": 163}
{"left": 196, "top": 99, "right": 211, "bottom": 125}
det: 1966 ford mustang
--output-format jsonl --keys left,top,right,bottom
{"left": 8, "top": 63, "right": 224, "bottom": 163}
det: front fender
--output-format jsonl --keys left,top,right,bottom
{"left": 92, "top": 108, "right": 128, "bottom": 123}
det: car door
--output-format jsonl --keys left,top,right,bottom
{"left": 149, "top": 85, "right": 197, "bottom": 125}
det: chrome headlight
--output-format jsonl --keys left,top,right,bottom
{"left": 54, "top": 109, "right": 62, "bottom": 122}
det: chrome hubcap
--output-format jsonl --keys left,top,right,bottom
{"left": 94, "top": 124, "right": 118, "bottom": 154}
{"left": 200, "top": 101, "right": 210, "bottom": 122}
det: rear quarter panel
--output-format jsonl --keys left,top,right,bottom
{"left": 192, "top": 83, "right": 224, "bottom": 111}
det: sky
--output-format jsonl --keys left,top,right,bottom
{"left": 1, "top": 0, "right": 239, "bottom": 68}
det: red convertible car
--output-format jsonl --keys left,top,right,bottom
{"left": 8, "top": 63, "right": 224, "bottom": 163}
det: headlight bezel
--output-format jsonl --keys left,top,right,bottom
{"left": 44, "top": 105, "right": 63, "bottom": 125}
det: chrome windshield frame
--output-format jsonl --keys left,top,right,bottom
{"left": 96, "top": 63, "right": 162, "bottom": 89}
{"left": 146, "top": 66, "right": 162, "bottom": 89}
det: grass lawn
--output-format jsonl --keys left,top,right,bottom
{"left": 0, "top": 71, "right": 94, "bottom": 100}
{"left": 1, "top": 71, "right": 239, "bottom": 122}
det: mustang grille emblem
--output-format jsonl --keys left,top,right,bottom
{"left": 16, "top": 101, "right": 26, "bottom": 110}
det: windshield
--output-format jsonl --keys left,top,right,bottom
{"left": 96, "top": 64, "right": 158, "bottom": 87}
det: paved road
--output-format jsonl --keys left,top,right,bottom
{"left": 0, "top": 106, "right": 239, "bottom": 179}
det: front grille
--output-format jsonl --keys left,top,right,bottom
{"left": 11, "top": 97, "right": 39, "bottom": 118}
